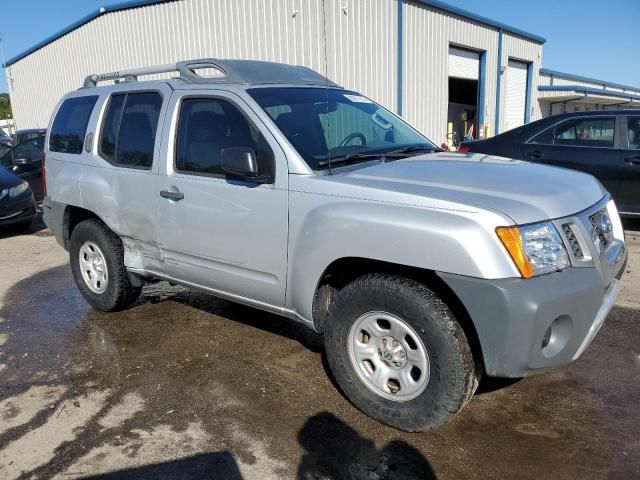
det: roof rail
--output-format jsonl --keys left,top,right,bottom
{"left": 82, "top": 58, "right": 339, "bottom": 88}
{"left": 83, "top": 59, "right": 245, "bottom": 87}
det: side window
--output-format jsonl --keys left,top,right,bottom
{"left": 626, "top": 117, "right": 640, "bottom": 150}
{"left": 99, "top": 92, "right": 162, "bottom": 169}
{"left": 175, "top": 97, "right": 272, "bottom": 177}
{"left": 528, "top": 127, "right": 554, "bottom": 145}
{"left": 50, "top": 96, "right": 98, "bottom": 154}
{"left": 554, "top": 117, "right": 615, "bottom": 148}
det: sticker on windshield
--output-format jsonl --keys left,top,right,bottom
{"left": 343, "top": 94, "right": 372, "bottom": 104}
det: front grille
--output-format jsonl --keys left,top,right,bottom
{"left": 562, "top": 223, "right": 584, "bottom": 259}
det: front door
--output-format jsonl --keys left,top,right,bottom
{"left": 520, "top": 115, "right": 622, "bottom": 198}
{"left": 618, "top": 115, "right": 640, "bottom": 214}
{"left": 156, "top": 91, "right": 289, "bottom": 307}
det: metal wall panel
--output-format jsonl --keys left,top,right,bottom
{"left": 7, "top": 0, "right": 396, "bottom": 129}
{"left": 7, "top": 0, "right": 546, "bottom": 145}
{"left": 402, "top": 1, "right": 499, "bottom": 143}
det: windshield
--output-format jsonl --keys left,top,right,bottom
{"left": 248, "top": 87, "right": 437, "bottom": 170}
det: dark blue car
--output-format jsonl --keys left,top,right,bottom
{"left": 460, "top": 109, "right": 640, "bottom": 216}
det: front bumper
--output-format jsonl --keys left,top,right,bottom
{"left": 438, "top": 248, "right": 627, "bottom": 378}
{"left": 0, "top": 192, "right": 36, "bottom": 226}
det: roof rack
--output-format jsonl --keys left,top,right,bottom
{"left": 83, "top": 58, "right": 339, "bottom": 88}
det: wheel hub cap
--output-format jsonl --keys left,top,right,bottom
{"left": 79, "top": 241, "right": 109, "bottom": 294}
{"left": 348, "top": 311, "right": 430, "bottom": 402}
{"left": 378, "top": 336, "right": 407, "bottom": 369}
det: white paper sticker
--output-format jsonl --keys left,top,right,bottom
{"left": 343, "top": 94, "right": 372, "bottom": 104}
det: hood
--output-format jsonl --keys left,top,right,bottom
{"left": 330, "top": 152, "right": 607, "bottom": 224}
{"left": 0, "top": 166, "right": 23, "bottom": 190}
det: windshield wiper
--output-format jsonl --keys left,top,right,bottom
{"left": 384, "top": 145, "right": 442, "bottom": 155}
{"left": 318, "top": 145, "right": 441, "bottom": 169}
{"left": 317, "top": 153, "right": 386, "bottom": 167}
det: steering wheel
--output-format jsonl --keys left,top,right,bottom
{"left": 339, "top": 132, "right": 367, "bottom": 148}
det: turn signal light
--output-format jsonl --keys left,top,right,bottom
{"left": 457, "top": 145, "right": 470, "bottom": 153}
{"left": 496, "top": 227, "right": 533, "bottom": 279}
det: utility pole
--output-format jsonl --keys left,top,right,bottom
{"left": 0, "top": 33, "right": 14, "bottom": 135}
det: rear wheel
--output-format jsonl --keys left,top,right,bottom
{"left": 69, "top": 219, "right": 141, "bottom": 311}
{"left": 324, "top": 274, "right": 480, "bottom": 431}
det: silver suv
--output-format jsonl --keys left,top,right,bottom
{"left": 43, "top": 59, "right": 627, "bottom": 431}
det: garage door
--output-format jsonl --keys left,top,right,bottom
{"left": 448, "top": 47, "right": 479, "bottom": 80}
{"left": 504, "top": 60, "right": 529, "bottom": 131}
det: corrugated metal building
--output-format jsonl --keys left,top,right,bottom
{"left": 538, "top": 69, "right": 640, "bottom": 116}
{"left": 4, "top": 0, "right": 548, "bottom": 144}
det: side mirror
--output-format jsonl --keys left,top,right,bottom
{"left": 221, "top": 147, "right": 271, "bottom": 183}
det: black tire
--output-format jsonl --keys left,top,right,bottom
{"left": 324, "top": 274, "right": 480, "bottom": 432}
{"left": 69, "top": 219, "right": 141, "bottom": 311}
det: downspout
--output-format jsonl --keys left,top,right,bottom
{"left": 494, "top": 28, "right": 503, "bottom": 135}
{"left": 396, "top": 0, "right": 403, "bottom": 116}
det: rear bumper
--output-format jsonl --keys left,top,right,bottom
{"left": 437, "top": 249, "right": 627, "bottom": 377}
{"left": 42, "top": 197, "right": 67, "bottom": 249}
{"left": 0, "top": 193, "right": 36, "bottom": 225}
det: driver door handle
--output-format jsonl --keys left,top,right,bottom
{"left": 624, "top": 154, "right": 640, "bottom": 165}
{"left": 160, "top": 190, "right": 184, "bottom": 201}
{"left": 526, "top": 150, "right": 544, "bottom": 159}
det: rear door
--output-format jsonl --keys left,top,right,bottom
{"left": 519, "top": 115, "right": 622, "bottom": 198}
{"left": 618, "top": 115, "right": 640, "bottom": 214}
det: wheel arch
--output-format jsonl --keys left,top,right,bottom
{"left": 311, "top": 256, "right": 485, "bottom": 372}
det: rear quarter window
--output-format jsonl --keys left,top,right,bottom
{"left": 50, "top": 96, "right": 98, "bottom": 154}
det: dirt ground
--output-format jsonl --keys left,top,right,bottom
{"left": 0, "top": 215, "right": 639, "bottom": 479}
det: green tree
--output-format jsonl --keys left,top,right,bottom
{"left": 0, "top": 93, "right": 12, "bottom": 120}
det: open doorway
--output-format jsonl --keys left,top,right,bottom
{"left": 448, "top": 77, "right": 478, "bottom": 146}
{"left": 447, "top": 47, "right": 480, "bottom": 147}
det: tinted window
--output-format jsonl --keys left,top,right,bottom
{"left": 50, "top": 96, "right": 98, "bottom": 154}
{"left": 175, "top": 98, "right": 272, "bottom": 177}
{"left": 554, "top": 117, "right": 615, "bottom": 148}
{"left": 528, "top": 127, "right": 554, "bottom": 145}
{"left": 100, "top": 94, "right": 125, "bottom": 163}
{"left": 626, "top": 117, "right": 640, "bottom": 150}
{"left": 99, "top": 92, "right": 162, "bottom": 169}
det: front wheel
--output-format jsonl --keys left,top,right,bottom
{"left": 69, "top": 219, "right": 141, "bottom": 311}
{"left": 324, "top": 274, "right": 480, "bottom": 431}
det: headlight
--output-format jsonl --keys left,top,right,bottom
{"left": 496, "top": 222, "right": 570, "bottom": 278}
{"left": 9, "top": 181, "right": 29, "bottom": 198}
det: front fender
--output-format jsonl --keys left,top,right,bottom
{"left": 286, "top": 193, "right": 519, "bottom": 323}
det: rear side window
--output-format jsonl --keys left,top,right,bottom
{"left": 528, "top": 127, "right": 554, "bottom": 145}
{"left": 50, "top": 96, "right": 98, "bottom": 154}
{"left": 554, "top": 117, "right": 615, "bottom": 148}
{"left": 99, "top": 92, "right": 162, "bottom": 169}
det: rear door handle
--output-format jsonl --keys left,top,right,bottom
{"left": 624, "top": 155, "right": 640, "bottom": 165}
{"left": 160, "top": 190, "right": 184, "bottom": 201}
{"left": 526, "top": 150, "right": 544, "bottom": 159}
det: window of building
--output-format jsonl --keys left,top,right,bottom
{"left": 99, "top": 92, "right": 162, "bottom": 169}
{"left": 50, "top": 96, "right": 98, "bottom": 154}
